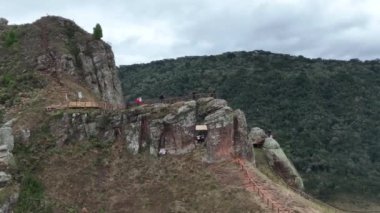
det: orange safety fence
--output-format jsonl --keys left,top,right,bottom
{"left": 261, "top": 156, "right": 379, "bottom": 213}
{"left": 234, "top": 158, "right": 294, "bottom": 213}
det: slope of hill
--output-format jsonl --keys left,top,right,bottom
{"left": 119, "top": 51, "right": 380, "bottom": 205}
{"left": 0, "top": 16, "right": 275, "bottom": 212}
{"left": 0, "top": 15, "right": 124, "bottom": 211}
{"left": 1, "top": 14, "right": 379, "bottom": 212}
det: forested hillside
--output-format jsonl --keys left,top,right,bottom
{"left": 119, "top": 51, "right": 380, "bottom": 202}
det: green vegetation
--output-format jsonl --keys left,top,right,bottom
{"left": 119, "top": 50, "right": 380, "bottom": 201}
{"left": 15, "top": 174, "right": 52, "bottom": 213}
{"left": 92, "top": 23, "right": 103, "bottom": 40}
{"left": 13, "top": 121, "right": 54, "bottom": 212}
{"left": 0, "top": 72, "right": 46, "bottom": 106}
{"left": 3, "top": 30, "right": 18, "bottom": 47}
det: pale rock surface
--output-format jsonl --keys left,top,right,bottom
{"left": 0, "top": 120, "right": 16, "bottom": 169}
{"left": 0, "top": 18, "right": 8, "bottom": 26}
{"left": 248, "top": 127, "right": 267, "bottom": 145}
{"left": 263, "top": 138, "right": 304, "bottom": 190}
{"left": 47, "top": 98, "right": 251, "bottom": 162}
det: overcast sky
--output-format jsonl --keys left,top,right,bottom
{"left": 1, "top": 0, "right": 380, "bottom": 65}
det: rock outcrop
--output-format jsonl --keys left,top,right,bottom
{"left": 47, "top": 98, "right": 252, "bottom": 162}
{"left": 75, "top": 39, "right": 123, "bottom": 104}
{"left": 1, "top": 16, "right": 123, "bottom": 105}
{"left": 0, "top": 18, "right": 8, "bottom": 31}
{"left": 33, "top": 16, "right": 123, "bottom": 104}
{"left": 0, "top": 119, "right": 16, "bottom": 169}
{"left": 0, "top": 120, "right": 18, "bottom": 212}
{"left": 248, "top": 127, "right": 267, "bottom": 145}
{"left": 262, "top": 137, "right": 304, "bottom": 190}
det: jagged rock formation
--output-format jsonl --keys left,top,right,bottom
{"left": 47, "top": 98, "right": 252, "bottom": 162}
{"left": 0, "top": 16, "right": 123, "bottom": 105}
{"left": 262, "top": 137, "right": 304, "bottom": 190}
{"left": 248, "top": 127, "right": 267, "bottom": 145}
{"left": 34, "top": 16, "right": 123, "bottom": 104}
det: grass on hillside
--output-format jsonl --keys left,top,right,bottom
{"left": 14, "top": 132, "right": 265, "bottom": 213}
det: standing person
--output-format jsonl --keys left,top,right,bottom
{"left": 192, "top": 92, "right": 197, "bottom": 100}
{"left": 135, "top": 97, "right": 143, "bottom": 105}
{"left": 267, "top": 130, "right": 273, "bottom": 138}
{"left": 159, "top": 94, "right": 165, "bottom": 102}
{"left": 158, "top": 135, "right": 167, "bottom": 156}
{"left": 211, "top": 90, "right": 216, "bottom": 98}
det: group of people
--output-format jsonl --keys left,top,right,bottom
{"left": 129, "top": 90, "right": 218, "bottom": 107}
{"left": 196, "top": 134, "right": 206, "bottom": 143}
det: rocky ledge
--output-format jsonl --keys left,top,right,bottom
{"left": 44, "top": 97, "right": 254, "bottom": 162}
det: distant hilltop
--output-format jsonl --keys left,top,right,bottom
{"left": 0, "top": 15, "right": 123, "bottom": 106}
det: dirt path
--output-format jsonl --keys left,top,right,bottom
{"left": 209, "top": 159, "right": 324, "bottom": 213}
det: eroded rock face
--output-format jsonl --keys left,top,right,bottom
{"left": 0, "top": 119, "right": 16, "bottom": 170}
{"left": 32, "top": 16, "right": 123, "bottom": 105}
{"left": 248, "top": 127, "right": 267, "bottom": 145}
{"left": 77, "top": 40, "right": 123, "bottom": 105}
{"left": 0, "top": 120, "right": 18, "bottom": 211}
{"left": 47, "top": 98, "right": 251, "bottom": 162}
{"left": 263, "top": 138, "right": 304, "bottom": 190}
{"left": 199, "top": 99, "right": 252, "bottom": 162}
{"left": 159, "top": 101, "right": 197, "bottom": 155}
{"left": 233, "top": 110, "right": 253, "bottom": 161}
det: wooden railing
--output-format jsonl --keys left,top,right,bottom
{"left": 234, "top": 158, "right": 294, "bottom": 213}
{"left": 46, "top": 93, "right": 216, "bottom": 111}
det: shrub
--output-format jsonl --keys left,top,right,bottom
{"left": 15, "top": 174, "right": 52, "bottom": 213}
{"left": 4, "top": 30, "right": 18, "bottom": 47}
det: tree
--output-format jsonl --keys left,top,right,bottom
{"left": 93, "top": 23, "right": 103, "bottom": 40}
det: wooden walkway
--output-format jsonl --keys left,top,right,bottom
{"left": 45, "top": 93, "right": 215, "bottom": 111}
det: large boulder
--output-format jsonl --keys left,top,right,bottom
{"left": 248, "top": 127, "right": 267, "bottom": 146}
{"left": 263, "top": 138, "right": 304, "bottom": 190}
{"left": 232, "top": 110, "right": 253, "bottom": 161}
{"left": 204, "top": 105, "right": 234, "bottom": 162}
{"left": 197, "top": 98, "right": 227, "bottom": 119}
{"left": 161, "top": 101, "right": 196, "bottom": 154}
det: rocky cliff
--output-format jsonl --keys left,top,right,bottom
{"left": 47, "top": 98, "right": 253, "bottom": 162}
{"left": 0, "top": 16, "right": 123, "bottom": 105}
{"left": 0, "top": 16, "right": 125, "bottom": 211}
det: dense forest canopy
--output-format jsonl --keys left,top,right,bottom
{"left": 119, "top": 50, "right": 380, "bottom": 201}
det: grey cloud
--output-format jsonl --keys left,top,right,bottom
{"left": 1, "top": 0, "right": 380, "bottom": 64}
